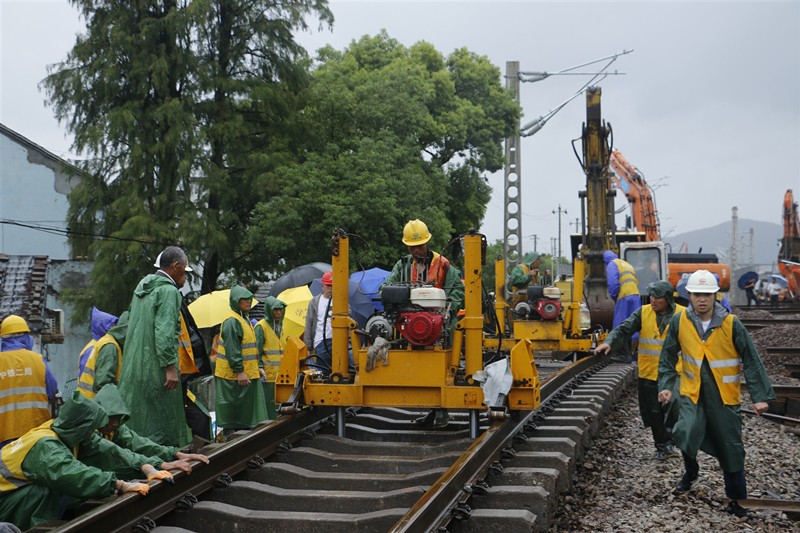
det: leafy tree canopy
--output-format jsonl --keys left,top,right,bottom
{"left": 42, "top": 0, "right": 332, "bottom": 320}
{"left": 246, "top": 31, "right": 519, "bottom": 274}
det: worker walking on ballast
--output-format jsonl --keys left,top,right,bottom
{"left": 657, "top": 270, "right": 774, "bottom": 518}
{"left": 595, "top": 281, "right": 684, "bottom": 460}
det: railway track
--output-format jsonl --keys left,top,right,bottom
{"left": 739, "top": 317, "right": 800, "bottom": 330}
{"left": 34, "top": 355, "right": 636, "bottom": 533}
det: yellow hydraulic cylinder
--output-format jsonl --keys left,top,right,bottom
{"left": 462, "top": 233, "right": 484, "bottom": 379}
{"left": 331, "top": 231, "right": 351, "bottom": 379}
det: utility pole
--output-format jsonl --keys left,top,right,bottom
{"left": 572, "top": 217, "right": 580, "bottom": 233}
{"left": 503, "top": 61, "right": 523, "bottom": 289}
{"left": 532, "top": 234, "right": 538, "bottom": 252}
{"left": 550, "top": 237, "right": 558, "bottom": 279}
{"left": 748, "top": 228, "right": 754, "bottom": 266}
{"left": 553, "top": 204, "right": 567, "bottom": 276}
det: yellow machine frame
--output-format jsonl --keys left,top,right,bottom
{"left": 486, "top": 255, "right": 600, "bottom": 352}
{"left": 275, "top": 231, "right": 540, "bottom": 412}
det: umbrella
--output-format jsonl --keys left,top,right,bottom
{"left": 309, "top": 278, "right": 376, "bottom": 330}
{"left": 350, "top": 267, "right": 390, "bottom": 311}
{"left": 188, "top": 289, "right": 259, "bottom": 328}
{"left": 769, "top": 274, "right": 788, "bottom": 288}
{"left": 737, "top": 271, "right": 759, "bottom": 290}
{"left": 277, "top": 286, "right": 312, "bottom": 340}
{"left": 269, "top": 262, "right": 332, "bottom": 297}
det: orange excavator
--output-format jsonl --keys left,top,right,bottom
{"left": 608, "top": 149, "right": 730, "bottom": 292}
{"left": 608, "top": 150, "right": 660, "bottom": 241}
{"left": 778, "top": 189, "right": 800, "bottom": 302}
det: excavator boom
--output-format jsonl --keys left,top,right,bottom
{"left": 778, "top": 189, "right": 800, "bottom": 302}
{"left": 607, "top": 150, "right": 660, "bottom": 241}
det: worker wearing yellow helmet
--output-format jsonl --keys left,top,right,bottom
{"left": 0, "top": 315, "right": 59, "bottom": 448}
{"left": 657, "top": 269, "right": 775, "bottom": 517}
{"left": 384, "top": 219, "right": 465, "bottom": 312}
{"left": 382, "top": 219, "right": 465, "bottom": 429}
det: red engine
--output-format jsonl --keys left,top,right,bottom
{"left": 534, "top": 299, "right": 561, "bottom": 320}
{"left": 397, "top": 311, "right": 444, "bottom": 346}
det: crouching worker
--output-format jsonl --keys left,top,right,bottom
{"left": 88, "top": 384, "right": 209, "bottom": 477}
{"left": 0, "top": 392, "right": 150, "bottom": 531}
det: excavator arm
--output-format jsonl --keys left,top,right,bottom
{"left": 778, "top": 189, "right": 800, "bottom": 302}
{"left": 607, "top": 150, "right": 660, "bottom": 241}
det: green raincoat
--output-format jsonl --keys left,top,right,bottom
{"left": 0, "top": 392, "right": 117, "bottom": 530}
{"left": 215, "top": 286, "right": 268, "bottom": 430}
{"left": 81, "top": 384, "right": 177, "bottom": 479}
{"left": 119, "top": 273, "right": 190, "bottom": 447}
{"left": 509, "top": 252, "right": 541, "bottom": 290}
{"left": 604, "top": 281, "right": 681, "bottom": 441}
{"left": 255, "top": 297, "right": 287, "bottom": 420}
{"left": 91, "top": 312, "right": 129, "bottom": 395}
{"left": 658, "top": 302, "right": 775, "bottom": 472}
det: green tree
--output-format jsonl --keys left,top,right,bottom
{"left": 42, "top": 0, "right": 332, "bottom": 318}
{"left": 246, "top": 32, "right": 519, "bottom": 273}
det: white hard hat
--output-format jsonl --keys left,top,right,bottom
{"left": 685, "top": 269, "right": 719, "bottom": 294}
{"left": 153, "top": 251, "right": 163, "bottom": 268}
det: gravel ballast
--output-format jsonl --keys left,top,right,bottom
{"left": 550, "top": 309, "right": 800, "bottom": 532}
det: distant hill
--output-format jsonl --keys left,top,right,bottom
{"left": 664, "top": 218, "right": 781, "bottom": 267}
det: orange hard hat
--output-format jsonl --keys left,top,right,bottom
{"left": 322, "top": 272, "right": 333, "bottom": 286}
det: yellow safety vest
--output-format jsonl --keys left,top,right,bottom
{"left": 215, "top": 313, "right": 259, "bottom": 380}
{"left": 677, "top": 313, "right": 741, "bottom": 405}
{"left": 0, "top": 350, "right": 50, "bottom": 443}
{"left": 637, "top": 304, "right": 685, "bottom": 381}
{"left": 614, "top": 259, "right": 639, "bottom": 300}
{"left": 0, "top": 420, "right": 57, "bottom": 493}
{"left": 256, "top": 319, "right": 284, "bottom": 382}
{"left": 77, "top": 340, "right": 97, "bottom": 376}
{"left": 77, "top": 335, "right": 122, "bottom": 399}
{"left": 178, "top": 314, "right": 200, "bottom": 376}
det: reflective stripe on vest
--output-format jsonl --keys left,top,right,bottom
{"left": 257, "top": 319, "right": 284, "bottom": 382}
{"left": 410, "top": 252, "right": 451, "bottom": 289}
{"left": 178, "top": 314, "right": 200, "bottom": 375}
{"left": 614, "top": 259, "right": 639, "bottom": 299}
{"left": 677, "top": 313, "right": 741, "bottom": 405}
{"left": 637, "top": 304, "right": 685, "bottom": 381}
{"left": 77, "top": 340, "right": 97, "bottom": 378}
{"left": 0, "top": 350, "right": 50, "bottom": 443}
{"left": 215, "top": 312, "right": 260, "bottom": 380}
{"left": 0, "top": 420, "right": 56, "bottom": 493}
{"left": 77, "top": 335, "right": 122, "bottom": 400}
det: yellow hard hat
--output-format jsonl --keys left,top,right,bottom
{"left": 0, "top": 315, "right": 30, "bottom": 337}
{"left": 402, "top": 219, "right": 431, "bottom": 246}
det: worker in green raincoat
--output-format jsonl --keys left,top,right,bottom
{"left": 657, "top": 270, "right": 775, "bottom": 517}
{"left": 86, "top": 384, "right": 210, "bottom": 479}
{"left": 255, "top": 296, "right": 287, "bottom": 420}
{"left": 77, "top": 312, "right": 128, "bottom": 399}
{"left": 119, "top": 247, "right": 192, "bottom": 447}
{"left": 509, "top": 252, "right": 542, "bottom": 291}
{"left": 595, "top": 281, "right": 684, "bottom": 460}
{"left": 214, "top": 285, "right": 268, "bottom": 437}
{"left": 0, "top": 392, "right": 150, "bottom": 530}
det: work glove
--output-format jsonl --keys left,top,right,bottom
{"left": 142, "top": 463, "right": 174, "bottom": 484}
{"left": 366, "top": 337, "right": 390, "bottom": 372}
{"left": 117, "top": 480, "right": 150, "bottom": 496}
{"left": 160, "top": 459, "right": 192, "bottom": 474}
{"left": 176, "top": 451, "right": 210, "bottom": 465}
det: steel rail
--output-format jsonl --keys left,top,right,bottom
{"left": 741, "top": 318, "right": 800, "bottom": 329}
{"left": 389, "top": 353, "right": 606, "bottom": 532}
{"left": 741, "top": 408, "right": 800, "bottom": 427}
{"left": 39, "top": 407, "right": 335, "bottom": 533}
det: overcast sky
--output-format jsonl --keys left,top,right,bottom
{"left": 2, "top": 1, "right": 798, "bottom": 256}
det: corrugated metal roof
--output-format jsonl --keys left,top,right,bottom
{"left": 0, "top": 253, "right": 49, "bottom": 333}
